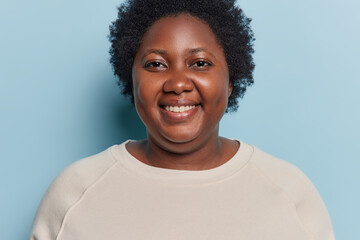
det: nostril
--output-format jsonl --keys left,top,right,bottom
{"left": 162, "top": 74, "right": 194, "bottom": 94}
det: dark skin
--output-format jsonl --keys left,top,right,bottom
{"left": 127, "top": 14, "right": 239, "bottom": 170}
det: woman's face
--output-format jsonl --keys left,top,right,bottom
{"left": 132, "top": 14, "right": 231, "bottom": 153}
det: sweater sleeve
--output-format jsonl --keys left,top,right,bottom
{"left": 250, "top": 146, "right": 335, "bottom": 240}
{"left": 29, "top": 148, "right": 117, "bottom": 240}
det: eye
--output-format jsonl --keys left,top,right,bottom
{"left": 144, "top": 61, "right": 167, "bottom": 71}
{"left": 190, "top": 60, "right": 212, "bottom": 70}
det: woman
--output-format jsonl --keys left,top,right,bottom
{"left": 30, "top": 0, "right": 335, "bottom": 239}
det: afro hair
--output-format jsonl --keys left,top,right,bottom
{"left": 108, "top": 0, "right": 255, "bottom": 112}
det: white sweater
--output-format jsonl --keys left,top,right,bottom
{"left": 30, "top": 140, "right": 335, "bottom": 240}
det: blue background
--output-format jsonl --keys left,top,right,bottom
{"left": 1, "top": 0, "right": 359, "bottom": 238}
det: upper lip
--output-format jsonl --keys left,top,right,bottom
{"left": 159, "top": 99, "right": 200, "bottom": 107}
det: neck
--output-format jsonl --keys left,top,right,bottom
{"left": 143, "top": 134, "right": 227, "bottom": 170}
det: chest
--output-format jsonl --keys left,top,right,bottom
{"left": 57, "top": 169, "right": 312, "bottom": 240}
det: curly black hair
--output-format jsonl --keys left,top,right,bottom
{"left": 108, "top": 0, "right": 255, "bottom": 112}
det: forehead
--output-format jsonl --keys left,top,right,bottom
{"left": 137, "top": 14, "right": 224, "bottom": 55}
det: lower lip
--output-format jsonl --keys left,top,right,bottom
{"left": 160, "top": 105, "right": 200, "bottom": 121}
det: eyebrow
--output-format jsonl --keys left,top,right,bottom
{"left": 187, "top": 47, "right": 217, "bottom": 59}
{"left": 144, "top": 49, "right": 168, "bottom": 56}
{"left": 187, "top": 48, "right": 206, "bottom": 55}
{"left": 142, "top": 47, "right": 216, "bottom": 59}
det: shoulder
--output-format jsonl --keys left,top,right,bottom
{"left": 247, "top": 145, "right": 335, "bottom": 240}
{"left": 249, "top": 146, "right": 312, "bottom": 196}
{"left": 53, "top": 146, "right": 118, "bottom": 188}
{"left": 45, "top": 146, "right": 118, "bottom": 201}
{"left": 30, "top": 145, "right": 119, "bottom": 240}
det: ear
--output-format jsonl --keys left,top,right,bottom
{"left": 228, "top": 81, "right": 233, "bottom": 97}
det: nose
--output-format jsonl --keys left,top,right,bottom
{"left": 162, "top": 70, "right": 194, "bottom": 94}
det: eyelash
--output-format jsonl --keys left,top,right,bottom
{"left": 191, "top": 61, "right": 212, "bottom": 68}
{"left": 144, "top": 61, "right": 166, "bottom": 68}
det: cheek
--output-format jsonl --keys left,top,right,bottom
{"left": 132, "top": 74, "right": 151, "bottom": 123}
{"left": 197, "top": 71, "right": 230, "bottom": 105}
{"left": 134, "top": 80, "right": 149, "bottom": 106}
{"left": 132, "top": 72, "right": 164, "bottom": 123}
{"left": 133, "top": 73, "right": 156, "bottom": 106}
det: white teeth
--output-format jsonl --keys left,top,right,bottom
{"left": 164, "top": 105, "right": 196, "bottom": 113}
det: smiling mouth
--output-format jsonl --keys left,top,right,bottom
{"left": 163, "top": 105, "right": 197, "bottom": 113}
{"left": 159, "top": 104, "right": 201, "bottom": 121}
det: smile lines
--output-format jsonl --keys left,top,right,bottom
{"left": 164, "top": 105, "right": 196, "bottom": 113}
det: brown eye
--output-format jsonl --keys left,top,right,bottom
{"left": 190, "top": 60, "right": 212, "bottom": 69}
{"left": 144, "top": 61, "right": 167, "bottom": 69}
{"left": 196, "top": 61, "right": 209, "bottom": 67}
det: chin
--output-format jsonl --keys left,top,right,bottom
{"left": 158, "top": 128, "right": 202, "bottom": 146}
{"left": 163, "top": 130, "right": 199, "bottom": 143}
{"left": 165, "top": 135, "right": 197, "bottom": 144}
